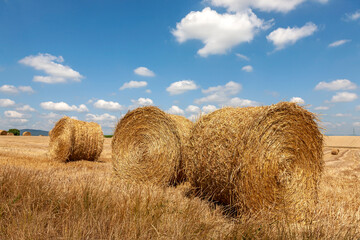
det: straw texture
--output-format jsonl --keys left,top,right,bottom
{"left": 49, "top": 117, "right": 104, "bottom": 162}
{"left": 185, "top": 102, "right": 324, "bottom": 221}
{"left": 112, "top": 106, "right": 184, "bottom": 186}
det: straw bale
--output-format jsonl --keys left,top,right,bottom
{"left": 49, "top": 117, "right": 104, "bottom": 162}
{"left": 331, "top": 149, "right": 339, "bottom": 155}
{"left": 0, "top": 130, "right": 7, "bottom": 135}
{"left": 112, "top": 106, "right": 184, "bottom": 186}
{"left": 22, "top": 131, "right": 31, "bottom": 136}
{"left": 185, "top": 102, "right": 324, "bottom": 221}
{"left": 7, "top": 132, "right": 14, "bottom": 136}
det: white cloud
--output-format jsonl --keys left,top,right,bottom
{"left": 40, "top": 101, "right": 89, "bottom": 112}
{"left": 0, "top": 99, "right": 15, "bottom": 107}
{"left": 4, "top": 110, "right": 25, "bottom": 118}
{"left": 166, "top": 80, "right": 198, "bottom": 95}
{"left": 226, "top": 97, "right": 259, "bottom": 107}
{"left": 145, "top": 89, "right": 152, "bottom": 94}
{"left": 195, "top": 81, "right": 242, "bottom": 104}
{"left": 19, "top": 53, "right": 83, "bottom": 84}
{"left": 7, "top": 118, "right": 29, "bottom": 124}
{"left": 172, "top": 7, "right": 271, "bottom": 57}
{"left": 290, "top": 97, "right": 305, "bottom": 105}
{"left": 86, "top": 113, "right": 116, "bottom": 122}
{"left": 314, "top": 106, "right": 329, "bottom": 110}
{"left": 16, "top": 105, "right": 36, "bottom": 112}
{"left": 40, "top": 112, "right": 61, "bottom": 119}
{"left": 354, "top": 122, "right": 360, "bottom": 127}
{"left": 345, "top": 10, "right": 360, "bottom": 21}
{"left": 331, "top": 92, "right": 358, "bottom": 103}
{"left": 242, "top": 65, "right": 253, "bottom": 72}
{"left": 134, "top": 67, "right": 155, "bottom": 77}
{"left": 315, "top": 79, "right": 357, "bottom": 91}
{"left": 130, "top": 98, "right": 153, "bottom": 107}
{"left": 119, "top": 81, "right": 148, "bottom": 90}
{"left": 235, "top": 53, "right": 250, "bottom": 61}
{"left": 167, "top": 106, "right": 185, "bottom": 115}
{"left": 335, "top": 113, "right": 352, "bottom": 117}
{"left": 186, "top": 105, "right": 201, "bottom": 113}
{"left": 267, "top": 22, "right": 317, "bottom": 50}
{"left": 93, "top": 100, "right": 124, "bottom": 111}
{"left": 328, "top": 39, "right": 351, "bottom": 48}
{"left": 209, "top": 0, "right": 327, "bottom": 13}
{"left": 202, "top": 105, "right": 217, "bottom": 113}
{"left": 0, "top": 85, "right": 34, "bottom": 94}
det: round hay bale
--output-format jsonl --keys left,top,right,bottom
{"left": 48, "top": 130, "right": 52, "bottom": 136}
{"left": 185, "top": 102, "right": 324, "bottom": 221}
{"left": 331, "top": 149, "right": 339, "bottom": 155}
{"left": 22, "top": 131, "right": 31, "bottom": 136}
{"left": 0, "top": 130, "right": 7, "bottom": 135}
{"left": 7, "top": 132, "right": 14, "bottom": 136}
{"left": 167, "top": 114, "right": 194, "bottom": 182}
{"left": 112, "top": 106, "right": 183, "bottom": 186}
{"left": 49, "top": 117, "right": 104, "bottom": 162}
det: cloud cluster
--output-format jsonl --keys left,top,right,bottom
{"left": 0, "top": 85, "right": 34, "bottom": 94}
{"left": 315, "top": 79, "right": 357, "bottom": 91}
{"left": 93, "top": 100, "right": 124, "bottom": 111}
{"left": 166, "top": 80, "right": 198, "bottom": 95}
{"left": 167, "top": 106, "right": 185, "bottom": 115}
{"left": 0, "top": 99, "right": 15, "bottom": 107}
{"left": 290, "top": 97, "right": 305, "bottom": 105}
{"left": 345, "top": 10, "right": 360, "bottom": 21}
{"left": 130, "top": 98, "right": 153, "bottom": 108}
{"left": 195, "top": 81, "right": 242, "bottom": 104}
{"left": 330, "top": 92, "right": 358, "bottom": 103}
{"left": 267, "top": 22, "right": 317, "bottom": 50}
{"left": 40, "top": 101, "right": 89, "bottom": 112}
{"left": 19, "top": 53, "right": 83, "bottom": 83}
{"left": 172, "top": 7, "right": 270, "bottom": 57}
{"left": 134, "top": 67, "right": 155, "bottom": 77}
{"left": 120, "top": 81, "right": 147, "bottom": 90}
{"left": 16, "top": 105, "right": 36, "bottom": 112}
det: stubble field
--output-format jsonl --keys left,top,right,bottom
{"left": 0, "top": 136, "right": 359, "bottom": 239}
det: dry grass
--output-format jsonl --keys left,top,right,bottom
{"left": 185, "top": 103, "right": 324, "bottom": 222}
{"left": 112, "top": 107, "right": 184, "bottom": 186}
{"left": 0, "top": 136, "right": 359, "bottom": 239}
{"left": 49, "top": 117, "right": 104, "bottom": 162}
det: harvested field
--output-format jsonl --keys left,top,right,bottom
{"left": 0, "top": 136, "right": 359, "bottom": 239}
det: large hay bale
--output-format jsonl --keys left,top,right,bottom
{"left": 0, "top": 130, "right": 7, "bottom": 135}
{"left": 185, "top": 102, "right": 324, "bottom": 221}
{"left": 112, "top": 106, "right": 186, "bottom": 186}
{"left": 331, "top": 149, "right": 340, "bottom": 155}
{"left": 49, "top": 117, "right": 104, "bottom": 162}
{"left": 22, "top": 131, "right": 31, "bottom": 136}
{"left": 7, "top": 132, "right": 14, "bottom": 136}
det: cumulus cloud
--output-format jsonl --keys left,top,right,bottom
{"left": 16, "top": 105, "right": 36, "bottom": 112}
{"left": 314, "top": 106, "right": 329, "bottom": 110}
{"left": 19, "top": 53, "right": 83, "bottom": 83}
{"left": 130, "top": 98, "right": 153, "bottom": 107}
{"left": 242, "top": 65, "right": 253, "bottom": 72}
{"left": 195, "top": 81, "right": 242, "bottom": 104}
{"left": 172, "top": 7, "right": 271, "bottom": 57}
{"left": 93, "top": 100, "right": 124, "bottom": 111}
{"left": 134, "top": 67, "right": 155, "bottom": 77}
{"left": 186, "top": 105, "right": 201, "bottom": 113}
{"left": 167, "top": 106, "right": 185, "bottom": 115}
{"left": 267, "top": 22, "right": 317, "bottom": 50}
{"left": 209, "top": 0, "right": 327, "bottom": 13}
{"left": 0, "top": 85, "right": 34, "bottom": 94}
{"left": 86, "top": 113, "right": 116, "bottom": 122}
{"left": 0, "top": 99, "right": 15, "bottom": 107}
{"left": 40, "top": 101, "right": 89, "bottom": 112}
{"left": 328, "top": 39, "right": 351, "bottom": 48}
{"left": 4, "top": 110, "right": 25, "bottom": 118}
{"left": 315, "top": 79, "right": 357, "bottom": 91}
{"left": 40, "top": 112, "right": 61, "bottom": 119}
{"left": 331, "top": 92, "right": 358, "bottom": 103}
{"left": 235, "top": 53, "right": 250, "bottom": 61}
{"left": 119, "top": 80, "right": 148, "bottom": 90}
{"left": 290, "top": 97, "right": 305, "bottom": 105}
{"left": 202, "top": 105, "right": 217, "bottom": 113}
{"left": 345, "top": 10, "right": 360, "bottom": 21}
{"left": 166, "top": 80, "right": 198, "bottom": 95}
{"left": 226, "top": 97, "right": 259, "bottom": 107}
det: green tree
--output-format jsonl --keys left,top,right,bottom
{"left": 8, "top": 129, "right": 20, "bottom": 136}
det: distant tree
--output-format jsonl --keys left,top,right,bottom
{"left": 8, "top": 129, "right": 20, "bottom": 136}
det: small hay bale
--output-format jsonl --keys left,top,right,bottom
{"left": 22, "top": 131, "right": 31, "bottom": 136}
{"left": 167, "top": 114, "right": 194, "bottom": 182}
{"left": 331, "top": 149, "right": 340, "bottom": 155}
{"left": 7, "top": 132, "right": 14, "bottom": 136}
{"left": 185, "top": 102, "right": 324, "bottom": 221}
{"left": 49, "top": 117, "right": 104, "bottom": 162}
{"left": 112, "top": 106, "right": 185, "bottom": 186}
{"left": 0, "top": 130, "right": 7, "bottom": 135}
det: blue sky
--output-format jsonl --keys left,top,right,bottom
{"left": 0, "top": 0, "right": 359, "bottom": 135}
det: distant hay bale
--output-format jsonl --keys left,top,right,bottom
{"left": 49, "top": 117, "right": 104, "bottom": 162}
{"left": 112, "top": 106, "right": 190, "bottom": 186}
{"left": 0, "top": 130, "right": 7, "bottom": 135}
{"left": 22, "top": 131, "right": 31, "bottom": 136}
{"left": 185, "top": 102, "right": 324, "bottom": 221}
{"left": 7, "top": 132, "right": 14, "bottom": 136}
{"left": 331, "top": 149, "right": 340, "bottom": 155}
